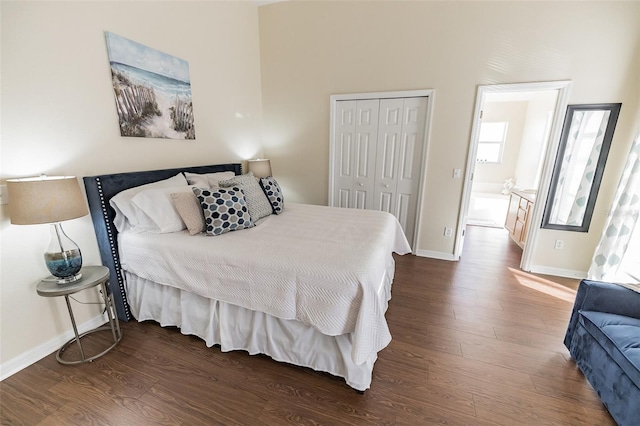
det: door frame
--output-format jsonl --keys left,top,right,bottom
{"left": 455, "top": 81, "right": 572, "bottom": 270}
{"left": 329, "top": 89, "right": 435, "bottom": 253}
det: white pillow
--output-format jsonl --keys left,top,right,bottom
{"left": 184, "top": 171, "right": 236, "bottom": 189}
{"left": 109, "top": 173, "right": 188, "bottom": 232}
{"left": 131, "top": 186, "right": 196, "bottom": 233}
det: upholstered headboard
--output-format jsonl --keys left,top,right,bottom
{"left": 83, "top": 163, "right": 242, "bottom": 321}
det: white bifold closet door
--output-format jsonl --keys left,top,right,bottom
{"left": 332, "top": 97, "right": 427, "bottom": 248}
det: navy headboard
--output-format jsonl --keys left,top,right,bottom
{"left": 83, "top": 163, "right": 242, "bottom": 321}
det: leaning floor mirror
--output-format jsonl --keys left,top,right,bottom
{"left": 542, "top": 103, "right": 622, "bottom": 232}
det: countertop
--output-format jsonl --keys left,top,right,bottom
{"left": 511, "top": 189, "right": 536, "bottom": 203}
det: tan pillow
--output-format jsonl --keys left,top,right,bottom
{"left": 170, "top": 191, "right": 205, "bottom": 235}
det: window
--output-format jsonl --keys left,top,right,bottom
{"left": 477, "top": 122, "right": 508, "bottom": 163}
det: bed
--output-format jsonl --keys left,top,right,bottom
{"left": 84, "top": 163, "right": 411, "bottom": 391}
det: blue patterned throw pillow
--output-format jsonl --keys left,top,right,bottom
{"left": 192, "top": 187, "right": 253, "bottom": 236}
{"left": 259, "top": 177, "right": 284, "bottom": 215}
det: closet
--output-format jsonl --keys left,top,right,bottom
{"left": 330, "top": 96, "right": 428, "bottom": 248}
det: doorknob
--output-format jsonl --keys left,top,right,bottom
{"left": 383, "top": 184, "right": 390, "bottom": 188}
{"left": 358, "top": 182, "right": 364, "bottom": 187}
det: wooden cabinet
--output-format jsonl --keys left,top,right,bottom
{"left": 505, "top": 190, "right": 536, "bottom": 248}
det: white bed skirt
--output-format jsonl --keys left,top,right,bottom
{"left": 124, "top": 271, "right": 379, "bottom": 391}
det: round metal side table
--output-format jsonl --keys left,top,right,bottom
{"left": 36, "top": 265, "right": 122, "bottom": 364}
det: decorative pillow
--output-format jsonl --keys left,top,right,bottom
{"left": 171, "top": 191, "right": 205, "bottom": 235}
{"left": 192, "top": 187, "right": 253, "bottom": 236}
{"left": 109, "top": 173, "right": 188, "bottom": 232}
{"left": 259, "top": 177, "right": 284, "bottom": 215}
{"left": 130, "top": 185, "right": 195, "bottom": 233}
{"left": 184, "top": 171, "right": 236, "bottom": 189}
{"left": 218, "top": 172, "right": 272, "bottom": 222}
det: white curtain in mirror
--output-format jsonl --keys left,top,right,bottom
{"left": 589, "top": 133, "right": 640, "bottom": 282}
{"left": 551, "top": 110, "right": 609, "bottom": 225}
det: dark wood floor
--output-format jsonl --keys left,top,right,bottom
{"left": 1, "top": 226, "right": 614, "bottom": 425}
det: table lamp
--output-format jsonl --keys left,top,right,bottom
{"left": 7, "top": 176, "right": 89, "bottom": 284}
{"left": 247, "top": 159, "right": 272, "bottom": 178}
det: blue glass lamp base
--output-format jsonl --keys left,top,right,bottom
{"left": 45, "top": 250, "right": 83, "bottom": 284}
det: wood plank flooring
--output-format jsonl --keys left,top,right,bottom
{"left": 0, "top": 226, "right": 615, "bottom": 425}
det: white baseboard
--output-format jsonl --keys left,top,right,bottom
{"left": 415, "top": 249, "right": 459, "bottom": 261}
{"left": 0, "top": 313, "right": 108, "bottom": 381}
{"left": 527, "top": 265, "right": 587, "bottom": 280}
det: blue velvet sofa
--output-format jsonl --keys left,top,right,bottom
{"left": 564, "top": 279, "right": 640, "bottom": 426}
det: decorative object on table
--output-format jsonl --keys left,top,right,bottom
{"left": 104, "top": 31, "right": 195, "bottom": 140}
{"left": 247, "top": 159, "right": 272, "bottom": 178}
{"left": 501, "top": 178, "right": 515, "bottom": 195}
{"left": 7, "top": 176, "right": 89, "bottom": 283}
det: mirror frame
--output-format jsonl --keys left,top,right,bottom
{"left": 542, "top": 103, "right": 622, "bottom": 232}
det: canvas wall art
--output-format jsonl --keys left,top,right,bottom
{"left": 105, "top": 32, "right": 195, "bottom": 139}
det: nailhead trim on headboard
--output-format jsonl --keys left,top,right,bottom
{"left": 95, "top": 177, "right": 132, "bottom": 320}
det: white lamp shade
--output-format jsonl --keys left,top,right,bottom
{"left": 7, "top": 176, "right": 89, "bottom": 225}
{"left": 247, "top": 159, "right": 272, "bottom": 178}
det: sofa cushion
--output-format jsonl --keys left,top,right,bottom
{"left": 579, "top": 310, "right": 640, "bottom": 389}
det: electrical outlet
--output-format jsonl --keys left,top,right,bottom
{"left": 554, "top": 239, "right": 564, "bottom": 250}
{"left": 444, "top": 227, "right": 453, "bottom": 238}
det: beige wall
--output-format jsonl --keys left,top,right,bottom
{"left": 474, "top": 101, "right": 528, "bottom": 189}
{"left": 259, "top": 1, "right": 640, "bottom": 271}
{"left": 0, "top": 1, "right": 263, "bottom": 371}
{"left": 514, "top": 90, "right": 559, "bottom": 190}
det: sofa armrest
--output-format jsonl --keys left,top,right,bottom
{"left": 564, "top": 279, "right": 640, "bottom": 349}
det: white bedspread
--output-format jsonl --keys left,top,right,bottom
{"left": 119, "top": 203, "right": 411, "bottom": 364}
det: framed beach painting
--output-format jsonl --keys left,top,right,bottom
{"left": 105, "top": 32, "right": 195, "bottom": 139}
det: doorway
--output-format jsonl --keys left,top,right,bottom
{"left": 456, "top": 81, "right": 572, "bottom": 270}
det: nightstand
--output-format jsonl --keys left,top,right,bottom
{"left": 36, "top": 265, "right": 122, "bottom": 364}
